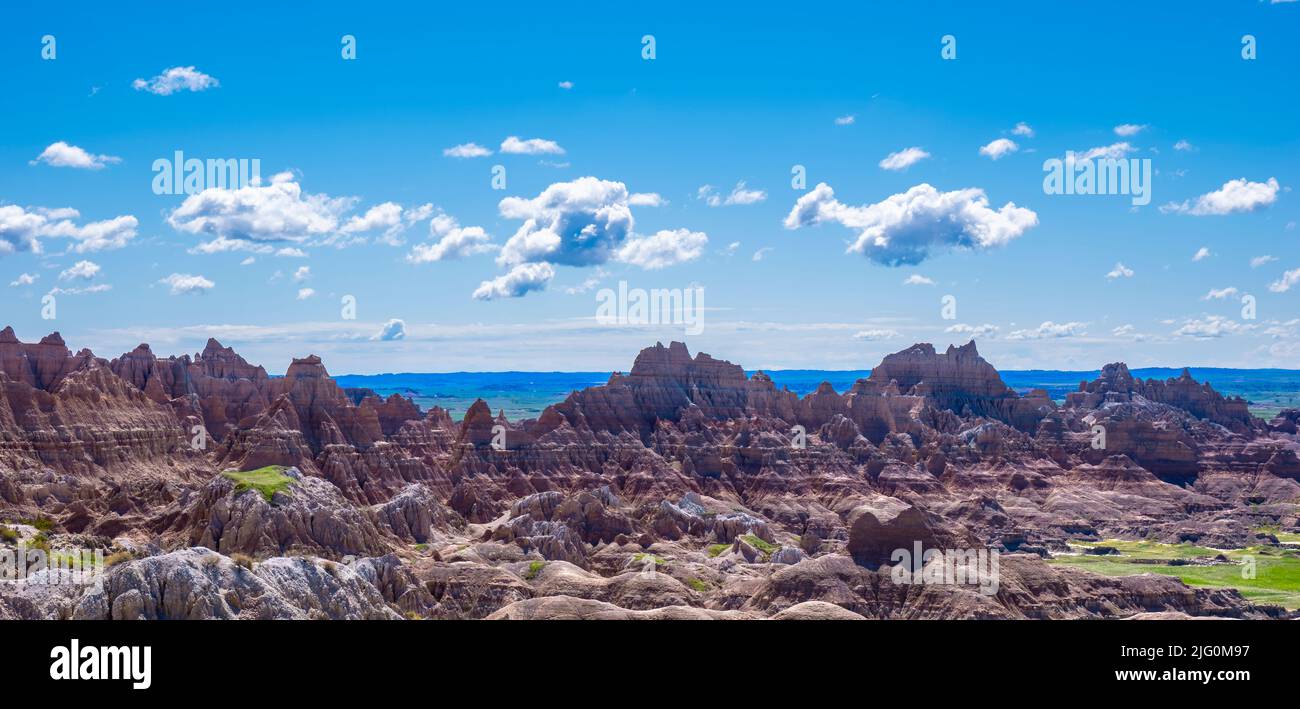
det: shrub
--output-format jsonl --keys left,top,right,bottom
{"left": 104, "top": 551, "right": 133, "bottom": 567}
{"left": 0, "top": 526, "right": 18, "bottom": 544}
{"left": 706, "top": 543, "right": 730, "bottom": 558}
{"left": 524, "top": 560, "right": 545, "bottom": 580}
{"left": 686, "top": 577, "right": 710, "bottom": 593}
{"left": 230, "top": 552, "right": 254, "bottom": 570}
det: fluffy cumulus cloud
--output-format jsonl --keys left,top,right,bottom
{"left": 407, "top": 212, "right": 495, "bottom": 263}
{"left": 9, "top": 272, "right": 38, "bottom": 287}
{"left": 1269, "top": 268, "right": 1300, "bottom": 293}
{"left": 477, "top": 177, "right": 706, "bottom": 298}
{"left": 1106, "top": 262, "right": 1134, "bottom": 279}
{"left": 0, "top": 205, "right": 137, "bottom": 255}
{"left": 1011, "top": 122, "right": 1035, "bottom": 137}
{"left": 167, "top": 171, "right": 351, "bottom": 247}
{"left": 472, "top": 262, "right": 555, "bottom": 300}
{"left": 373, "top": 318, "right": 406, "bottom": 341}
{"left": 59, "top": 260, "right": 100, "bottom": 280}
{"left": 945, "top": 323, "right": 1000, "bottom": 338}
{"left": 628, "top": 192, "right": 666, "bottom": 207}
{"left": 1202, "top": 286, "right": 1238, "bottom": 300}
{"left": 878, "top": 147, "right": 930, "bottom": 171}
{"left": 296, "top": 287, "right": 316, "bottom": 300}
{"left": 30, "top": 141, "right": 120, "bottom": 170}
{"left": 784, "top": 182, "right": 1038, "bottom": 266}
{"left": 1173, "top": 316, "right": 1253, "bottom": 338}
{"left": 443, "top": 143, "right": 492, "bottom": 158}
{"left": 903, "top": 274, "right": 935, "bottom": 286}
{"left": 978, "top": 138, "right": 1018, "bottom": 160}
{"left": 615, "top": 228, "right": 708, "bottom": 270}
{"left": 500, "top": 136, "right": 565, "bottom": 155}
{"left": 1006, "top": 321, "right": 1087, "bottom": 340}
{"left": 1251, "top": 255, "right": 1277, "bottom": 268}
{"left": 1077, "top": 142, "right": 1135, "bottom": 160}
{"left": 132, "top": 66, "right": 219, "bottom": 95}
{"left": 1113, "top": 123, "right": 1147, "bottom": 137}
{"left": 159, "top": 273, "right": 214, "bottom": 295}
{"left": 698, "top": 182, "right": 766, "bottom": 207}
{"left": 497, "top": 177, "right": 634, "bottom": 268}
{"left": 1193, "top": 246, "right": 1210, "bottom": 261}
{"left": 1162, "top": 177, "right": 1280, "bottom": 216}
{"left": 340, "top": 201, "right": 433, "bottom": 245}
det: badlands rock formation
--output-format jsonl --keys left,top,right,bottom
{"left": 1, "top": 327, "right": 1297, "bottom": 620}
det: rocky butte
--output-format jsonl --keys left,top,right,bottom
{"left": 1, "top": 326, "right": 1297, "bottom": 620}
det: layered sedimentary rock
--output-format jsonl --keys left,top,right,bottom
{"left": 2, "top": 327, "right": 1298, "bottom": 621}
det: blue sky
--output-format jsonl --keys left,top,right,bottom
{"left": 1, "top": 1, "right": 1298, "bottom": 374}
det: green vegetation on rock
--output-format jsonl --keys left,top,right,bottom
{"left": 223, "top": 466, "right": 296, "bottom": 503}
{"left": 524, "top": 560, "right": 545, "bottom": 580}
{"left": 1049, "top": 539, "right": 1300, "bottom": 610}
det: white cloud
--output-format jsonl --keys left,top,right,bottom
{"left": 853, "top": 329, "right": 900, "bottom": 341}
{"left": 59, "top": 260, "right": 100, "bottom": 280}
{"left": 1113, "top": 123, "right": 1147, "bottom": 137}
{"left": 945, "top": 323, "right": 999, "bottom": 338}
{"left": 1251, "top": 255, "right": 1277, "bottom": 268}
{"left": 878, "top": 147, "right": 930, "bottom": 171}
{"left": 293, "top": 266, "right": 310, "bottom": 282}
{"left": 628, "top": 192, "right": 666, "bottom": 207}
{"left": 1173, "top": 316, "right": 1253, "bottom": 338}
{"left": 1077, "top": 142, "right": 1136, "bottom": 160}
{"left": 978, "top": 138, "right": 1018, "bottom": 160}
{"left": 783, "top": 182, "right": 1038, "bottom": 266}
{"left": 132, "top": 66, "right": 218, "bottom": 95}
{"left": 30, "top": 141, "right": 121, "bottom": 170}
{"left": 240, "top": 257, "right": 255, "bottom": 266}
{"left": 443, "top": 143, "right": 493, "bottom": 158}
{"left": 1269, "top": 268, "right": 1300, "bottom": 293}
{"left": 472, "top": 262, "right": 554, "bottom": 300}
{"left": 614, "top": 228, "right": 708, "bottom": 269}
{"left": 276, "top": 247, "right": 307, "bottom": 258}
{"left": 46, "top": 283, "right": 111, "bottom": 296}
{"left": 8, "top": 272, "right": 38, "bottom": 287}
{"left": 1202, "top": 286, "right": 1238, "bottom": 300}
{"left": 903, "top": 274, "right": 935, "bottom": 286}
{"left": 1106, "top": 262, "right": 1134, "bottom": 279}
{"left": 296, "top": 287, "right": 316, "bottom": 300}
{"left": 557, "top": 81, "right": 574, "bottom": 90}
{"left": 1193, "top": 246, "right": 1210, "bottom": 261}
{"left": 339, "top": 201, "right": 432, "bottom": 244}
{"left": 698, "top": 181, "right": 767, "bottom": 207}
{"left": 1161, "top": 177, "right": 1280, "bottom": 216}
{"left": 752, "top": 247, "right": 774, "bottom": 262}
{"left": 1006, "top": 321, "right": 1087, "bottom": 340}
{"left": 500, "top": 136, "right": 565, "bottom": 155}
{"left": 168, "top": 171, "right": 350, "bottom": 245}
{"left": 407, "top": 212, "right": 495, "bottom": 263}
{"left": 1011, "top": 122, "right": 1035, "bottom": 137}
{"left": 373, "top": 318, "right": 406, "bottom": 341}
{"left": 159, "top": 273, "right": 214, "bottom": 295}
{"left": 496, "top": 177, "right": 633, "bottom": 267}
{"left": 1174, "top": 139, "right": 1195, "bottom": 152}
{"left": 0, "top": 205, "right": 137, "bottom": 254}
{"left": 834, "top": 115, "right": 856, "bottom": 125}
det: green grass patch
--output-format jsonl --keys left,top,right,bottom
{"left": 524, "top": 560, "right": 545, "bottom": 580}
{"left": 685, "top": 577, "right": 710, "bottom": 593}
{"left": 0, "top": 526, "right": 18, "bottom": 544}
{"left": 741, "top": 534, "right": 778, "bottom": 555}
{"left": 1049, "top": 539, "right": 1300, "bottom": 610}
{"left": 22, "top": 516, "right": 54, "bottom": 532}
{"left": 632, "top": 553, "right": 664, "bottom": 566}
{"left": 223, "top": 466, "right": 296, "bottom": 503}
{"left": 706, "top": 543, "right": 730, "bottom": 558}
{"left": 1275, "top": 531, "right": 1300, "bottom": 545}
